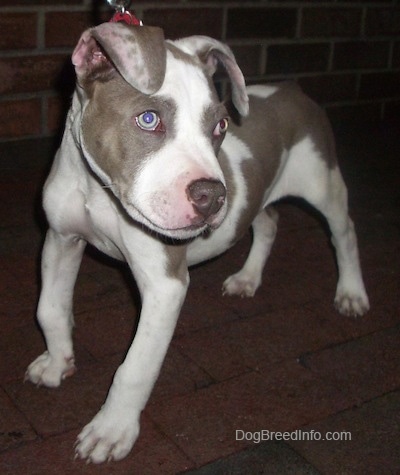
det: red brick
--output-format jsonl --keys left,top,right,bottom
{"left": 393, "top": 41, "right": 400, "bottom": 68}
{"left": 150, "top": 344, "right": 214, "bottom": 403}
{"left": 298, "top": 74, "right": 357, "bottom": 103}
{"left": 4, "top": 355, "right": 112, "bottom": 437}
{"left": 227, "top": 8, "right": 297, "bottom": 40}
{"left": 333, "top": 40, "right": 390, "bottom": 70}
{"left": 302, "top": 327, "right": 400, "bottom": 403}
{"left": 75, "top": 305, "right": 137, "bottom": 360}
{"left": 231, "top": 45, "right": 262, "bottom": 77}
{"left": 0, "top": 323, "right": 47, "bottom": 383}
{"left": 326, "top": 103, "right": 382, "bottom": 124}
{"left": 366, "top": 7, "right": 400, "bottom": 36}
{"left": 45, "top": 12, "right": 94, "bottom": 48}
{"left": 0, "top": 54, "right": 70, "bottom": 95}
{"left": 359, "top": 71, "right": 400, "bottom": 100}
{"left": 0, "top": 13, "right": 37, "bottom": 50}
{"left": 174, "top": 306, "right": 346, "bottom": 382}
{"left": 1, "top": 0, "right": 81, "bottom": 4}
{"left": 0, "top": 388, "right": 37, "bottom": 452}
{"left": 143, "top": 8, "right": 223, "bottom": 40}
{"left": 301, "top": 8, "right": 362, "bottom": 38}
{"left": 0, "top": 418, "right": 192, "bottom": 475}
{"left": 290, "top": 392, "right": 400, "bottom": 475}
{"left": 0, "top": 99, "right": 41, "bottom": 138}
{"left": 384, "top": 100, "right": 400, "bottom": 122}
{"left": 266, "top": 43, "right": 330, "bottom": 74}
{"left": 147, "top": 360, "right": 351, "bottom": 466}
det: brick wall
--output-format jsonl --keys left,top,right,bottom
{"left": 0, "top": 0, "right": 399, "bottom": 144}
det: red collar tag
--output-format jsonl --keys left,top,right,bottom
{"left": 110, "top": 10, "right": 142, "bottom": 25}
{"left": 107, "top": 1, "right": 142, "bottom": 25}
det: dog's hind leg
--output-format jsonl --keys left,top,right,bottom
{"left": 26, "top": 229, "right": 86, "bottom": 387}
{"left": 222, "top": 206, "right": 278, "bottom": 297}
{"left": 293, "top": 151, "right": 369, "bottom": 316}
{"left": 313, "top": 166, "right": 369, "bottom": 316}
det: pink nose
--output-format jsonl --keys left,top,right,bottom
{"left": 187, "top": 179, "right": 226, "bottom": 219}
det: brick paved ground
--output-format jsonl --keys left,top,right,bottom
{"left": 0, "top": 122, "right": 399, "bottom": 474}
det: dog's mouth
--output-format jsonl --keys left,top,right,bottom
{"left": 124, "top": 201, "right": 226, "bottom": 240}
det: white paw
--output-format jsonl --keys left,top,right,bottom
{"left": 222, "top": 272, "right": 260, "bottom": 298}
{"left": 75, "top": 408, "right": 140, "bottom": 463}
{"left": 25, "top": 351, "right": 76, "bottom": 388}
{"left": 334, "top": 290, "right": 370, "bottom": 317}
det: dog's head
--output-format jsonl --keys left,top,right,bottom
{"left": 72, "top": 22, "right": 248, "bottom": 240}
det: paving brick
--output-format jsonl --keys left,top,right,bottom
{"left": 176, "top": 277, "right": 238, "bottom": 337}
{"left": 175, "top": 305, "right": 347, "bottom": 382}
{"left": 0, "top": 324, "right": 46, "bottom": 383}
{"left": 150, "top": 344, "right": 214, "bottom": 403}
{"left": 290, "top": 391, "right": 400, "bottom": 475}
{"left": 0, "top": 388, "right": 37, "bottom": 452}
{"left": 73, "top": 268, "right": 135, "bottom": 315}
{"left": 185, "top": 440, "right": 319, "bottom": 475}
{"left": 5, "top": 355, "right": 115, "bottom": 437}
{"left": 74, "top": 305, "right": 135, "bottom": 360}
{"left": 301, "top": 327, "right": 400, "bottom": 404}
{"left": 147, "top": 360, "right": 351, "bottom": 467}
{"left": 0, "top": 419, "right": 192, "bottom": 475}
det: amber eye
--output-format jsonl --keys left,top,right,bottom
{"left": 213, "top": 118, "right": 229, "bottom": 137}
{"left": 135, "top": 111, "right": 163, "bottom": 131}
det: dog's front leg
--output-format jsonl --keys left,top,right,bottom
{"left": 26, "top": 228, "right": 86, "bottom": 386}
{"left": 75, "top": 246, "right": 189, "bottom": 463}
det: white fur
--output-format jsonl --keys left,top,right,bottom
{"left": 247, "top": 84, "right": 279, "bottom": 99}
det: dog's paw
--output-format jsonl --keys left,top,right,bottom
{"left": 25, "top": 351, "right": 76, "bottom": 388}
{"left": 334, "top": 290, "right": 370, "bottom": 317}
{"left": 222, "top": 272, "right": 260, "bottom": 298}
{"left": 75, "top": 409, "right": 139, "bottom": 463}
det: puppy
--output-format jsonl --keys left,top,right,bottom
{"left": 26, "top": 23, "right": 369, "bottom": 463}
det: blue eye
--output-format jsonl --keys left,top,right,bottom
{"left": 135, "top": 111, "right": 162, "bottom": 131}
{"left": 213, "top": 118, "right": 229, "bottom": 137}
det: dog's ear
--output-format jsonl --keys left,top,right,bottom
{"left": 173, "top": 36, "right": 249, "bottom": 116}
{"left": 72, "top": 23, "right": 166, "bottom": 94}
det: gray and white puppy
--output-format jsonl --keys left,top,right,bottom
{"left": 25, "top": 23, "right": 369, "bottom": 463}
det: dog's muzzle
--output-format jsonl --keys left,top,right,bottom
{"left": 187, "top": 179, "right": 226, "bottom": 223}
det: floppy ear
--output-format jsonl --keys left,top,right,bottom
{"left": 72, "top": 22, "right": 166, "bottom": 94}
{"left": 172, "top": 36, "right": 249, "bottom": 116}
